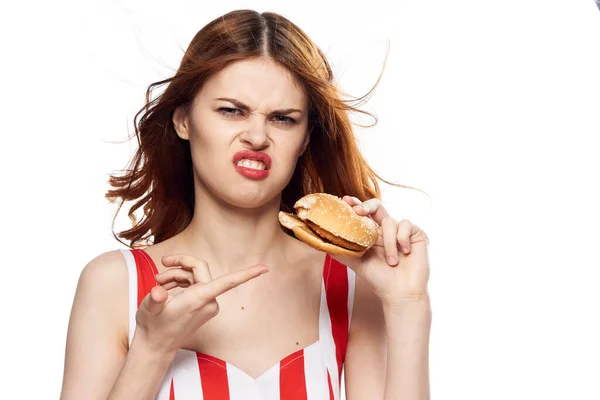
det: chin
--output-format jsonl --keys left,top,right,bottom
{"left": 208, "top": 180, "right": 286, "bottom": 210}
{"left": 196, "top": 165, "right": 293, "bottom": 210}
{"left": 226, "top": 190, "right": 273, "bottom": 209}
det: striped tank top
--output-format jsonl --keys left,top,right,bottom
{"left": 120, "top": 248, "right": 356, "bottom": 400}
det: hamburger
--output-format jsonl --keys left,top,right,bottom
{"left": 278, "top": 193, "right": 379, "bottom": 258}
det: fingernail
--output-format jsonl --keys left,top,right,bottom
{"left": 260, "top": 268, "right": 270, "bottom": 275}
{"left": 403, "top": 247, "right": 410, "bottom": 254}
{"left": 387, "top": 256, "right": 398, "bottom": 265}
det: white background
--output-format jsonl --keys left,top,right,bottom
{"left": 1, "top": 0, "right": 599, "bottom": 398}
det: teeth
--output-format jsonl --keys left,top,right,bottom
{"left": 236, "top": 159, "right": 267, "bottom": 170}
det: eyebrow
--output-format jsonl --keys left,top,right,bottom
{"left": 214, "top": 97, "right": 303, "bottom": 116}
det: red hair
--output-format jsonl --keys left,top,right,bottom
{"left": 105, "top": 9, "right": 425, "bottom": 248}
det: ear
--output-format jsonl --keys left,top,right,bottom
{"left": 172, "top": 105, "right": 190, "bottom": 140}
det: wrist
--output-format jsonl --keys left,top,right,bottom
{"left": 381, "top": 293, "right": 432, "bottom": 319}
{"left": 130, "top": 330, "right": 178, "bottom": 363}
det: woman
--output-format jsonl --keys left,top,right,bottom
{"left": 60, "top": 9, "right": 431, "bottom": 400}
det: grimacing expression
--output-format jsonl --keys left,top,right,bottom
{"left": 172, "top": 57, "right": 311, "bottom": 208}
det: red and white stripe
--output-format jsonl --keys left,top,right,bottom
{"left": 121, "top": 249, "right": 356, "bottom": 400}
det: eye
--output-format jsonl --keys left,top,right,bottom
{"left": 218, "top": 107, "right": 243, "bottom": 117}
{"left": 271, "top": 115, "right": 296, "bottom": 125}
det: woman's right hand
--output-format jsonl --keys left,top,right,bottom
{"left": 133, "top": 254, "right": 269, "bottom": 357}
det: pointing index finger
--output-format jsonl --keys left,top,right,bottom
{"left": 194, "top": 264, "right": 269, "bottom": 301}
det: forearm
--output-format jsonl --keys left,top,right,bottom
{"left": 107, "top": 337, "right": 175, "bottom": 400}
{"left": 382, "top": 296, "right": 432, "bottom": 400}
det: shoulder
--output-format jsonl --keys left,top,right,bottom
{"left": 74, "top": 250, "right": 130, "bottom": 334}
{"left": 61, "top": 251, "right": 131, "bottom": 397}
{"left": 78, "top": 249, "right": 129, "bottom": 288}
{"left": 82, "top": 249, "right": 129, "bottom": 272}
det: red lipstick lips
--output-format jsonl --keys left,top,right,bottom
{"left": 233, "top": 150, "right": 272, "bottom": 180}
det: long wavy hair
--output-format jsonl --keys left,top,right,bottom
{"left": 106, "top": 9, "right": 425, "bottom": 248}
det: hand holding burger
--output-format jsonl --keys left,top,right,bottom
{"left": 280, "top": 193, "right": 431, "bottom": 308}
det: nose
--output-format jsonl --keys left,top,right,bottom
{"left": 239, "top": 117, "right": 270, "bottom": 149}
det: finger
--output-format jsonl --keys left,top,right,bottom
{"left": 142, "top": 286, "right": 168, "bottom": 315}
{"left": 161, "top": 254, "right": 213, "bottom": 283}
{"left": 342, "top": 195, "right": 362, "bottom": 206}
{"left": 397, "top": 219, "right": 413, "bottom": 253}
{"left": 381, "top": 217, "right": 399, "bottom": 266}
{"left": 161, "top": 281, "right": 190, "bottom": 290}
{"left": 352, "top": 198, "right": 389, "bottom": 226}
{"left": 156, "top": 273, "right": 194, "bottom": 289}
{"left": 155, "top": 269, "right": 194, "bottom": 287}
{"left": 192, "top": 264, "right": 269, "bottom": 302}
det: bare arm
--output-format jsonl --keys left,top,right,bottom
{"left": 59, "top": 251, "right": 174, "bottom": 400}
{"left": 105, "top": 336, "right": 175, "bottom": 400}
{"left": 344, "top": 276, "right": 431, "bottom": 400}
{"left": 381, "top": 298, "right": 431, "bottom": 399}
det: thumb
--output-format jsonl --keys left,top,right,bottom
{"left": 143, "top": 285, "right": 168, "bottom": 315}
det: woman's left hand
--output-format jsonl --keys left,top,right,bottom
{"left": 334, "top": 196, "right": 431, "bottom": 308}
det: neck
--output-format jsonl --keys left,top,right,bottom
{"left": 179, "top": 187, "right": 290, "bottom": 274}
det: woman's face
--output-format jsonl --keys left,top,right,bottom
{"left": 173, "top": 57, "right": 310, "bottom": 209}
